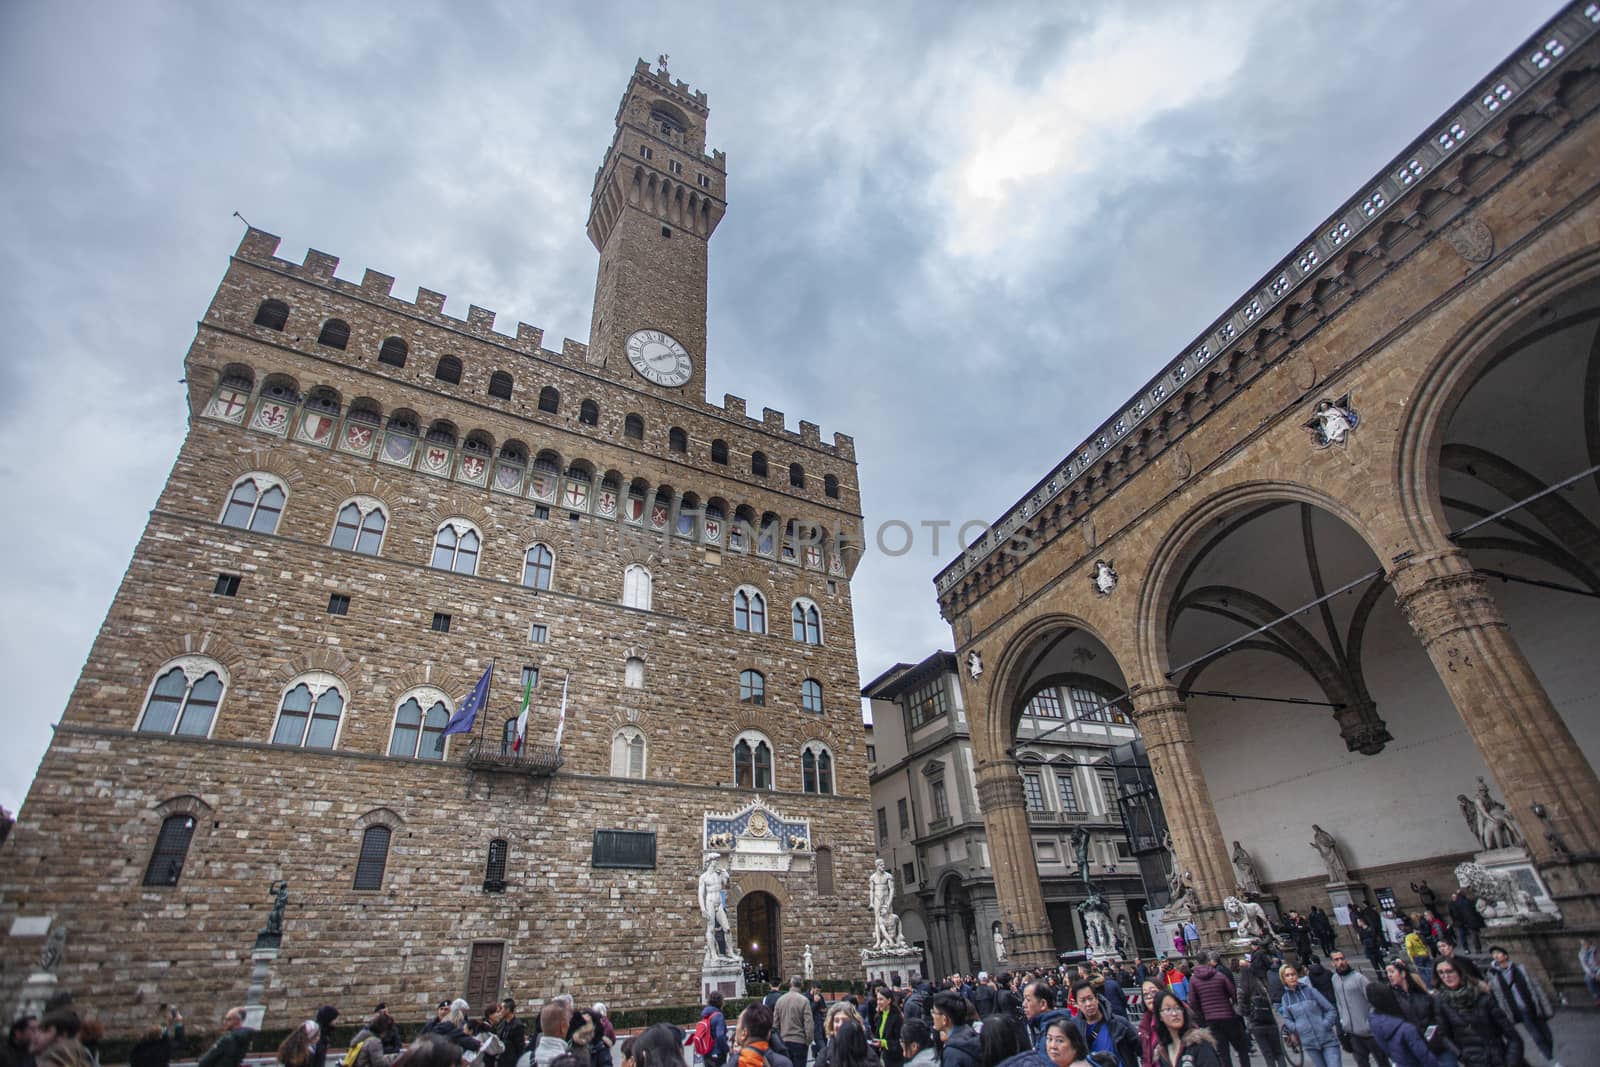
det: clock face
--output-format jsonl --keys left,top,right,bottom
{"left": 625, "top": 329, "right": 692, "bottom": 387}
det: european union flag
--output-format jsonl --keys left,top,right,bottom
{"left": 444, "top": 664, "right": 493, "bottom": 736}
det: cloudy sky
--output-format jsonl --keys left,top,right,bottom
{"left": 0, "top": 1, "right": 1563, "bottom": 812}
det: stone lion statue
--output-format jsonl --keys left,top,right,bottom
{"left": 1454, "top": 862, "right": 1539, "bottom": 922}
{"left": 1224, "top": 895, "right": 1274, "bottom": 943}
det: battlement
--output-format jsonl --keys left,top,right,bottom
{"left": 232, "top": 227, "right": 589, "bottom": 369}
{"left": 629, "top": 58, "right": 708, "bottom": 113}
{"left": 229, "top": 228, "right": 856, "bottom": 462}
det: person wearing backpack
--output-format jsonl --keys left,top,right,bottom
{"left": 694, "top": 991, "right": 731, "bottom": 1067}
{"left": 342, "top": 1014, "right": 395, "bottom": 1067}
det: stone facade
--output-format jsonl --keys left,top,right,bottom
{"left": 0, "top": 59, "right": 873, "bottom": 1029}
{"left": 933, "top": 3, "right": 1600, "bottom": 997}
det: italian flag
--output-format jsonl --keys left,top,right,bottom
{"left": 512, "top": 672, "right": 533, "bottom": 753}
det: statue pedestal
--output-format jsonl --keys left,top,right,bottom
{"left": 861, "top": 948, "right": 922, "bottom": 988}
{"left": 1471, "top": 847, "right": 1560, "bottom": 924}
{"left": 701, "top": 956, "right": 745, "bottom": 1002}
{"left": 14, "top": 971, "right": 58, "bottom": 1021}
{"left": 1324, "top": 880, "right": 1369, "bottom": 918}
{"left": 242, "top": 946, "right": 279, "bottom": 1030}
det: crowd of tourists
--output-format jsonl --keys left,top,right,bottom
{"left": 4, "top": 931, "right": 1588, "bottom": 1067}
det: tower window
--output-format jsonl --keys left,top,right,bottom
{"left": 752, "top": 451, "right": 768, "bottom": 478}
{"left": 327, "top": 594, "right": 350, "bottom": 616}
{"left": 484, "top": 838, "right": 509, "bottom": 892}
{"left": 669, "top": 160, "right": 684, "bottom": 176}
{"left": 143, "top": 814, "right": 197, "bottom": 887}
{"left": 317, "top": 319, "right": 350, "bottom": 350}
{"left": 353, "top": 825, "right": 391, "bottom": 890}
{"left": 711, "top": 439, "right": 728, "bottom": 465}
{"left": 538, "top": 386, "right": 559, "bottom": 413}
{"left": 697, "top": 174, "right": 712, "bottom": 189}
{"left": 253, "top": 300, "right": 289, "bottom": 331}
{"left": 790, "top": 463, "right": 806, "bottom": 489}
{"left": 824, "top": 474, "right": 840, "bottom": 499}
{"left": 669, "top": 427, "right": 688, "bottom": 453}
{"left": 650, "top": 107, "right": 686, "bottom": 137}
{"left": 378, "top": 337, "right": 408, "bottom": 367}
{"left": 579, "top": 399, "right": 599, "bottom": 426}
{"left": 639, "top": 145, "right": 654, "bottom": 160}
{"left": 625, "top": 414, "right": 644, "bottom": 440}
{"left": 661, "top": 226, "right": 672, "bottom": 239}
{"left": 435, "top": 356, "right": 463, "bottom": 384}
{"left": 489, "top": 372, "right": 514, "bottom": 400}
{"left": 431, "top": 612, "right": 452, "bottom": 634}
{"left": 213, "top": 573, "right": 240, "bottom": 597}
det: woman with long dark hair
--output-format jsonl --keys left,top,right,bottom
{"left": 279, "top": 1023, "right": 321, "bottom": 1067}
{"left": 976, "top": 1015, "right": 1033, "bottom": 1067}
{"left": 1365, "top": 984, "right": 1442, "bottom": 1067}
{"left": 871, "top": 989, "right": 904, "bottom": 1067}
{"left": 1147, "top": 991, "right": 1221, "bottom": 1067}
{"left": 1430, "top": 959, "right": 1522, "bottom": 1067}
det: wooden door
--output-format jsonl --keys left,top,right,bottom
{"left": 464, "top": 941, "right": 504, "bottom": 1011}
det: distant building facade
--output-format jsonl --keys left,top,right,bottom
{"left": 865, "top": 650, "right": 1151, "bottom": 977}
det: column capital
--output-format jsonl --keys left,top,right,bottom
{"left": 974, "top": 759, "right": 1025, "bottom": 813}
{"left": 1127, "top": 683, "right": 1193, "bottom": 748}
{"left": 1390, "top": 547, "right": 1504, "bottom": 647}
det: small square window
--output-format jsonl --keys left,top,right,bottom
{"left": 431, "top": 612, "right": 452, "bottom": 633}
{"left": 213, "top": 573, "right": 240, "bottom": 597}
{"left": 569, "top": 512, "right": 581, "bottom": 522}
{"left": 827, "top": 581, "right": 838, "bottom": 595}
{"left": 521, "top": 666, "right": 540, "bottom": 691}
{"left": 640, "top": 145, "right": 653, "bottom": 160}
{"left": 661, "top": 226, "right": 672, "bottom": 238}
{"left": 534, "top": 505, "right": 550, "bottom": 520}
{"left": 327, "top": 594, "right": 350, "bottom": 616}
{"left": 697, "top": 173, "right": 711, "bottom": 188}
{"left": 669, "top": 159, "right": 683, "bottom": 176}
{"left": 529, "top": 624, "right": 549, "bottom": 644}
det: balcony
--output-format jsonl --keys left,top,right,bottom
{"left": 1027, "top": 808, "right": 1094, "bottom": 826}
{"left": 463, "top": 737, "right": 562, "bottom": 777}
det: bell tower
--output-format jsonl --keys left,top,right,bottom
{"left": 587, "top": 57, "right": 726, "bottom": 398}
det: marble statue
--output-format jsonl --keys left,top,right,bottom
{"left": 803, "top": 944, "right": 814, "bottom": 981}
{"left": 1162, "top": 831, "right": 1199, "bottom": 926}
{"left": 1454, "top": 862, "right": 1543, "bottom": 923}
{"left": 1305, "top": 395, "right": 1359, "bottom": 448}
{"left": 1310, "top": 824, "right": 1350, "bottom": 883}
{"left": 1231, "top": 841, "right": 1262, "bottom": 896}
{"left": 867, "top": 859, "right": 912, "bottom": 952}
{"left": 992, "top": 922, "right": 1007, "bottom": 963}
{"left": 1224, "top": 896, "right": 1274, "bottom": 944}
{"left": 967, "top": 651, "right": 982, "bottom": 681}
{"left": 1092, "top": 560, "right": 1118, "bottom": 597}
{"left": 1463, "top": 777, "right": 1524, "bottom": 851}
{"left": 699, "top": 854, "right": 738, "bottom": 961}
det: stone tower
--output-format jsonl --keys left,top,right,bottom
{"left": 587, "top": 58, "right": 726, "bottom": 399}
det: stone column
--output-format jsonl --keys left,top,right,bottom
{"left": 1392, "top": 548, "right": 1600, "bottom": 912}
{"left": 973, "top": 758, "right": 1056, "bottom": 966}
{"left": 1129, "top": 684, "right": 1237, "bottom": 946}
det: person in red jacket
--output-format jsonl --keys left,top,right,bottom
{"left": 1187, "top": 952, "right": 1248, "bottom": 1067}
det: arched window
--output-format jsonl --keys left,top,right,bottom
{"left": 523, "top": 543, "right": 554, "bottom": 590}
{"left": 431, "top": 520, "right": 481, "bottom": 575}
{"left": 220, "top": 474, "right": 286, "bottom": 534}
{"left": 253, "top": 299, "right": 289, "bottom": 330}
{"left": 824, "top": 474, "right": 840, "bottom": 499}
{"left": 622, "top": 564, "right": 652, "bottom": 610}
{"left": 317, "top": 319, "right": 350, "bottom": 349}
{"left": 752, "top": 451, "right": 768, "bottom": 477}
{"left": 734, "top": 586, "right": 767, "bottom": 634}
{"left": 625, "top": 413, "right": 645, "bottom": 439}
{"left": 537, "top": 385, "right": 559, "bottom": 413}
{"left": 801, "top": 679, "right": 824, "bottom": 716}
{"left": 143, "top": 813, "right": 197, "bottom": 886}
{"left": 612, "top": 727, "right": 647, "bottom": 779}
{"left": 389, "top": 691, "right": 451, "bottom": 760}
{"left": 490, "top": 371, "right": 514, "bottom": 400}
{"left": 353, "top": 825, "right": 390, "bottom": 889}
{"left": 435, "top": 356, "right": 463, "bottom": 384}
{"left": 378, "top": 337, "right": 408, "bottom": 367}
{"left": 625, "top": 656, "right": 645, "bottom": 689}
{"left": 579, "top": 400, "right": 599, "bottom": 426}
{"left": 331, "top": 499, "right": 387, "bottom": 555}
{"left": 669, "top": 427, "right": 688, "bottom": 453}
{"left": 271, "top": 675, "right": 344, "bottom": 749}
{"left": 802, "top": 743, "right": 834, "bottom": 795}
{"left": 790, "top": 463, "right": 806, "bottom": 488}
{"left": 739, "top": 669, "right": 765, "bottom": 706}
{"left": 484, "top": 838, "right": 509, "bottom": 891}
{"left": 792, "top": 599, "right": 822, "bottom": 644}
{"left": 711, "top": 439, "right": 729, "bottom": 464}
{"left": 734, "top": 731, "right": 773, "bottom": 790}
{"left": 137, "top": 658, "right": 227, "bottom": 737}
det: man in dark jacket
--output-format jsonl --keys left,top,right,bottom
{"left": 5, "top": 1016, "right": 37, "bottom": 1067}
{"left": 995, "top": 976, "right": 1022, "bottom": 1019}
{"left": 971, "top": 975, "right": 996, "bottom": 1019}
{"left": 196, "top": 1008, "right": 253, "bottom": 1067}
{"left": 928, "top": 994, "right": 979, "bottom": 1067}
{"left": 1308, "top": 907, "right": 1336, "bottom": 957}
{"left": 1450, "top": 890, "right": 1485, "bottom": 955}
{"left": 1099, "top": 970, "right": 1130, "bottom": 1022}
{"left": 1282, "top": 911, "right": 1313, "bottom": 964}
{"left": 498, "top": 999, "right": 527, "bottom": 1067}
{"left": 310, "top": 1006, "right": 339, "bottom": 1067}
{"left": 1022, "top": 982, "right": 1070, "bottom": 1054}
{"left": 1188, "top": 952, "right": 1248, "bottom": 1067}
{"left": 1069, "top": 983, "right": 1138, "bottom": 1067}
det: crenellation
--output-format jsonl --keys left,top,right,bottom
{"left": 516, "top": 323, "right": 544, "bottom": 348}
{"left": 722, "top": 394, "right": 745, "bottom": 417}
{"left": 560, "top": 338, "right": 590, "bottom": 363}
{"left": 799, "top": 421, "right": 820, "bottom": 446}
{"left": 414, "top": 287, "right": 446, "bottom": 316}
{"left": 762, "top": 406, "right": 786, "bottom": 431}
{"left": 302, "top": 249, "right": 339, "bottom": 279}
{"left": 360, "top": 267, "right": 395, "bottom": 296}
{"left": 238, "top": 228, "right": 281, "bottom": 261}
{"left": 468, "top": 305, "right": 496, "bottom": 331}
{"left": 832, "top": 433, "right": 855, "bottom": 461}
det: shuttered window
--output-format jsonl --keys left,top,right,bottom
{"left": 143, "top": 814, "right": 197, "bottom": 886}
{"left": 354, "top": 825, "right": 391, "bottom": 889}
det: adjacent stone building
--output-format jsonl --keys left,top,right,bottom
{"left": 864, "top": 651, "right": 1150, "bottom": 978}
{"left": 932, "top": 3, "right": 1600, "bottom": 997}
{"left": 0, "top": 59, "right": 871, "bottom": 1027}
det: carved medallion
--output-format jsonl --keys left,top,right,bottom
{"left": 1092, "top": 559, "right": 1118, "bottom": 597}
{"left": 1171, "top": 448, "right": 1193, "bottom": 483}
{"left": 1447, "top": 218, "right": 1494, "bottom": 264}
{"left": 1304, "top": 393, "right": 1359, "bottom": 449}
